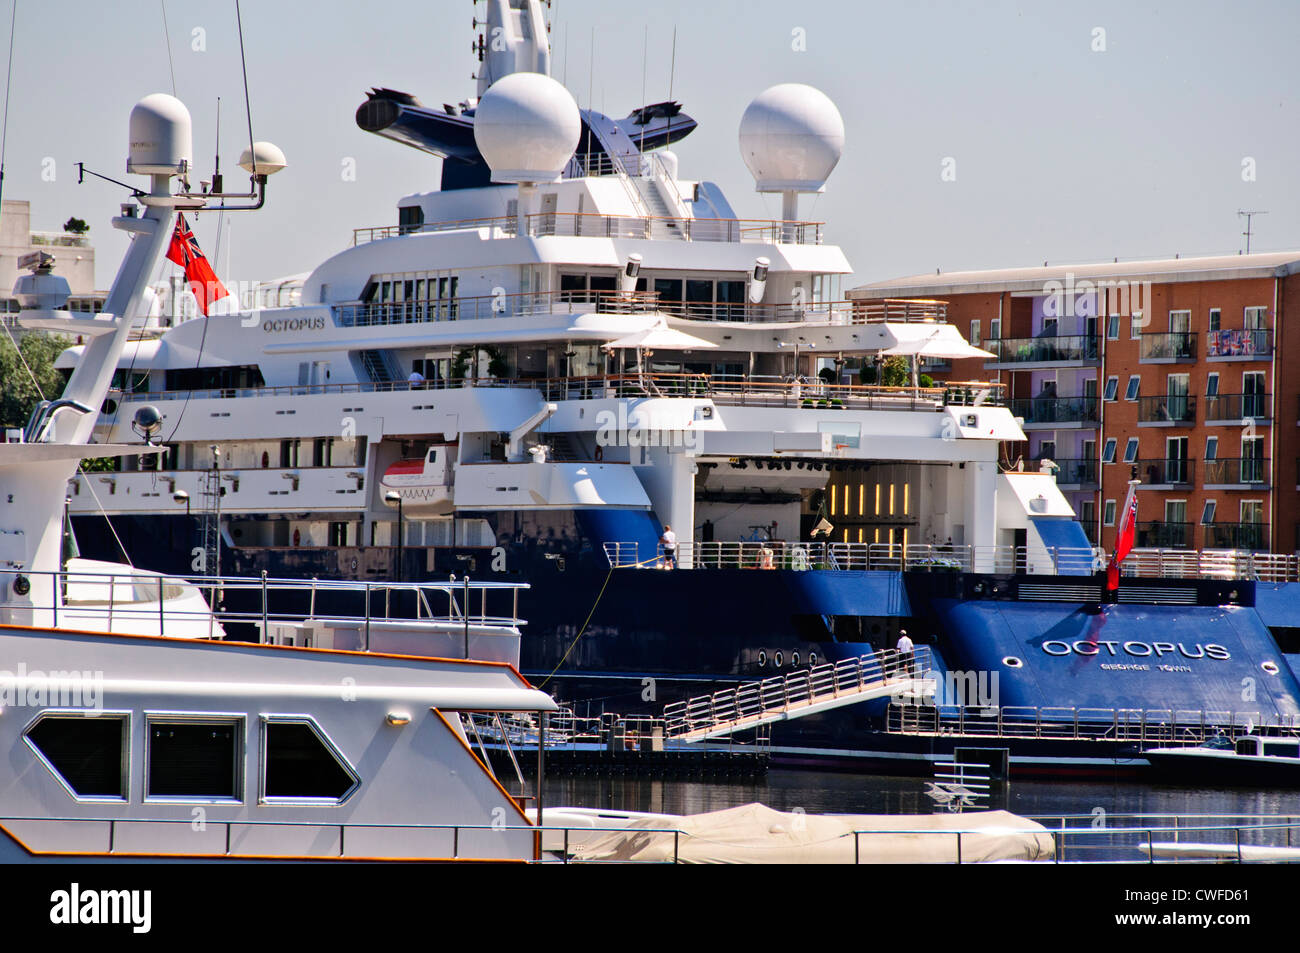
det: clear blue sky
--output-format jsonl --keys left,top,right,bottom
{"left": 4, "top": 0, "right": 1298, "bottom": 290}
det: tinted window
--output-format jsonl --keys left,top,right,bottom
{"left": 27, "top": 715, "right": 126, "bottom": 798}
{"left": 265, "top": 722, "right": 356, "bottom": 800}
{"left": 149, "top": 722, "right": 240, "bottom": 798}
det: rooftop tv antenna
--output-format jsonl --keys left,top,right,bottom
{"left": 1238, "top": 209, "right": 1267, "bottom": 254}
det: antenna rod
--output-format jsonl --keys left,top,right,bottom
{"left": 235, "top": 0, "right": 256, "bottom": 175}
{"left": 0, "top": 0, "right": 16, "bottom": 219}
{"left": 212, "top": 96, "right": 222, "bottom": 193}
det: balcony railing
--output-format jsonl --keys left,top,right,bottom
{"left": 1007, "top": 396, "right": 1099, "bottom": 426}
{"left": 1046, "top": 457, "right": 1098, "bottom": 487}
{"left": 1203, "top": 456, "right": 1269, "bottom": 486}
{"left": 1204, "top": 393, "right": 1271, "bottom": 422}
{"left": 1136, "top": 521, "right": 1193, "bottom": 549}
{"left": 1134, "top": 457, "right": 1194, "bottom": 487}
{"left": 1138, "top": 332, "right": 1197, "bottom": 362}
{"left": 1203, "top": 522, "right": 1270, "bottom": 552}
{"left": 353, "top": 211, "right": 825, "bottom": 246}
{"left": 1207, "top": 328, "right": 1272, "bottom": 359}
{"left": 1136, "top": 395, "right": 1196, "bottom": 424}
{"left": 335, "top": 291, "right": 944, "bottom": 328}
{"left": 986, "top": 335, "right": 1098, "bottom": 365}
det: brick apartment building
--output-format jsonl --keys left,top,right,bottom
{"left": 849, "top": 252, "right": 1300, "bottom": 555}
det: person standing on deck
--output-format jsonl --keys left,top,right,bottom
{"left": 895, "top": 629, "right": 914, "bottom": 678}
{"left": 660, "top": 525, "right": 678, "bottom": 569}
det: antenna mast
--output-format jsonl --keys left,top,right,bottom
{"left": 1238, "top": 208, "right": 1267, "bottom": 254}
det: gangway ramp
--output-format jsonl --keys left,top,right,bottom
{"left": 663, "top": 648, "right": 934, "bottom": 742}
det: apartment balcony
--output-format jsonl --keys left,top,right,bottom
{"left": 1136, "top": 395, "right": 1196, "bottom": 426}
{"left": 985, "top": 335, "right": 1099, "bottom": 368}
{"left": 1207, "top": 329, "right": 1272, "bottom": 361}
{"left": 1006, "top": 396, "right": 1100, "bottom": 429}
{"left": 1203, "top": 456, "right": 1270, "bottom": 488}
{"left": 1134, "top": 457, "right": 1194, "bottom": 489}
{"left": 1202, "top": 522, "right": 1270, "bottom": 552}
{"left": 1204, "top": 393, "right": 1271, "bottom": 425}
{"left": 1139, "top": 332, "right": 1197, "bottom": 363}
{"left": 1046, "top": 457, "right": 1098, "bottom": 489}
{"left": 1136, "top": 521, "right": 1193, "bottom": 549}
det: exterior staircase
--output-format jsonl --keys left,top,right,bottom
{"left": 663, "top": 648, "right": 934, "bottom": 741}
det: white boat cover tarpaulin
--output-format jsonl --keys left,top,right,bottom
{"left": 566, "top": 803, "right": 1055, "bottom": 864}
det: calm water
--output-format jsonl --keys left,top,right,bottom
{"left": 544, "top": 770, "right": 1300, "bottom": 822}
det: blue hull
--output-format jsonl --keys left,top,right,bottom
{"left": 74, "top": 514, "right": 1300, "bottom": 775}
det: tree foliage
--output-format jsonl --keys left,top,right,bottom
{"left": 0, "top": 333, "right": 69, "bottom": 429}
{"left": 62, "top": 216, "right": 89, "bottom": 235}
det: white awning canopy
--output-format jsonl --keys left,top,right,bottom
{"left": 878, "top": 323, "right": 994, "bottom": 360}
{"left": 601, "top": 322, "right": 718, "bottom": 351}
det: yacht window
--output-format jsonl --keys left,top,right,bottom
{"left": 262, "top": 719, "right": 359, "bottom": 802}
{"left": 25, "top": 714, "right": 128, "bottom": 799}
{"left": 147, "top": 719, "right": 242, "bottom": 800}
{"left": 1263, "top": 742, "right": 1299, "bottom": 758}
{"left": 654, "top": 278, "right": 683, "bottom": 302}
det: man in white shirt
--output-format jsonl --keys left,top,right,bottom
{"left": 660, "top": 525, "right": 677, "bottom": 569}
{"left": 895, "top": 629, "right": 914, "bottom": 677}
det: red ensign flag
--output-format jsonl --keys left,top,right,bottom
{"left": 1106, "top": 482, "right": 1139, "bottom": 590}
{"left": 166, "top": 213, "right": 229, "bottom": 316}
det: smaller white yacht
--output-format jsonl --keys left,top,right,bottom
{"left": 0, "top": 92, "right": 557, "bottom": 862}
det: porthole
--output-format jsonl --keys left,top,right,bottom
{"left": 809, "top": 652, "right": 818, "bottom": 666}
{"left": 774, "top": 651, "right": 784, "bottom": 668}
{"left": 1002, "top": 656, "right": 1023, "bottom": 668}
{"left": 757, "top": 650, "right": 767, "bottom": 669}
{"left": 792, "top": 651, "right": 801, "bottom": 667}
{"left": 1262, "top": 661, "right": 1280, "bottom": 675}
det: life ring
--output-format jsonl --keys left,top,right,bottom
{"left": 594, "top": 444, "right": 604, "bottom": 461}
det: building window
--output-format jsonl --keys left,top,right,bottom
{"left": 989, "top": 317, "right": 1001, "bottom": 341}
{"left": 1131, "top": 312, "right": 1144, "bottom": 339}
{"left": 1206, "top": 372, "right": 1219, "bottom": 397}
{"left": 968, "top": 320, "right": 980, "bottom": 346}
{"left": 262, "top": 718, "right": 359, "bottom": 803}
{"left": 1123, "top": 438, "right": 1139, "bottom": 464}
{"left": 1165, "top": 500, "right": 1187, "bottom": 524}
{"left": 1205, "top": 435, "right": 1218, "bottom": 460}
{"left": 1103, "top": 376, "right": 1119, "bottom": 401}
{"left": 1102, "top": 438, "right": 1117, "bottom": 463}
{"left": 1244, "top": 306, "right": 1267, "bottom": 330}
{"left": 1208, "top": 308, "right": 1221, "bottom": 332}
{"left": 1104, "top": 499, "right": 1117, "bottom": 525}
{"left": 1242, "top": 500, "right": 1263, "bottom": 523}
{"left": 1106, "top": 315, "right": 1120, "bottom": 340}
{"left": 147, "top": 719, "right": 243, "bottom": 801}
{"left": 25, "top": 714, "right": 129, "bottom": 800}
{"left": 1125, "top": 376, "right": 1140, "bottom": 401}
{"left": 1201, "top": 500, "right": 1217, "bottom": 525}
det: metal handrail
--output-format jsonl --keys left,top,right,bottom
{"left": 351, "top": 211, "right": 827, "bottom": 247}
{"left": 2, "top": 567, "right": 530, "bottom": 641}
{"left": 886, "top": 702, "right": 1300, "bottom": 741}
{"left": 663, "top": 648, "right": 930, "bottom": 737}
{"left": 605, "top": 539, "right": 1300, "bottom": 580}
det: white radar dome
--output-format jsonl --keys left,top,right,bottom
{"left": 238, "top": 141, "right": 288, "bottom": 178}
{"left": 473, "top": 72, "right": 581, "bottom": 183}
{"left": 738, "top": 84, "right": 844, "bottom": 192}
{"left": 127, "top": 93, "right": 193, "bottom": 176}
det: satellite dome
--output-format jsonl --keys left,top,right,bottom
{"left": 473, "top": 73, "right": 580, "bottom": 183}
{"left": 738, "top": 84, "right": 844, "bottom": 192}
{"left": 127, "top": 93, "right": 193, "bottom": 176}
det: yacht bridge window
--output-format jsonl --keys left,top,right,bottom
{"left": 146, "top": 717, "right": 243, "bottom": 801}
{"left": 25, "top": 713, "right": 129, "bottom": 800}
